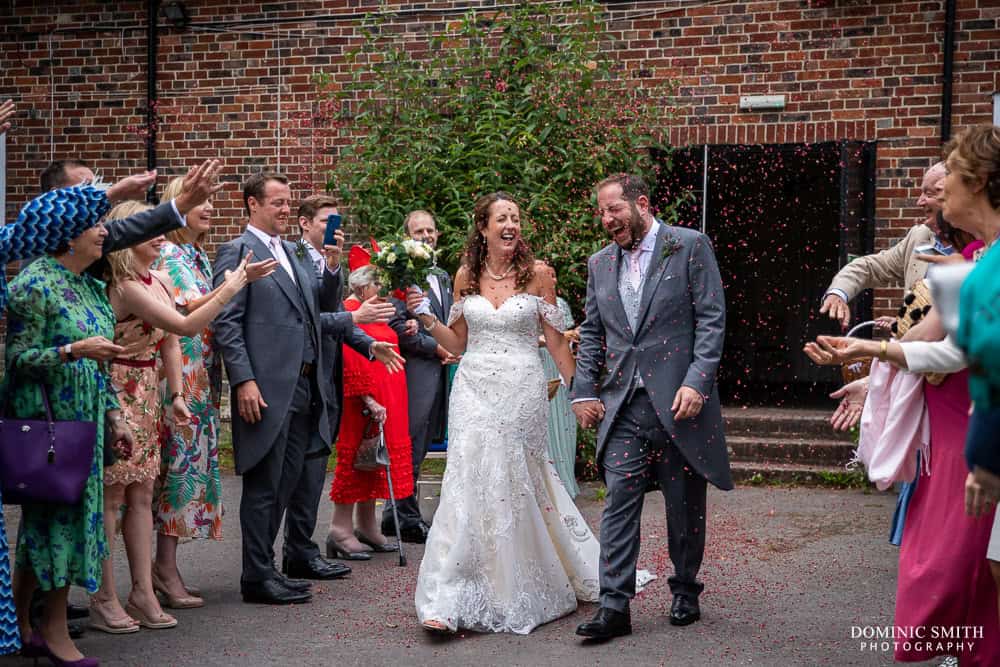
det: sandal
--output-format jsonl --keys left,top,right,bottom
{"left": 125, "top": 601, "right": 177, "bottom": 629}
{"left": 89, "top": 600, "right": 140, "bottom": 634}
{"left": 421, "top": 619, "right": 455, "bottom": 635}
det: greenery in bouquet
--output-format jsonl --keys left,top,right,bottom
{"left": 370, "top": 236, "right": 442, "bottom": 295}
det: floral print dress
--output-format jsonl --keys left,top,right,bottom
{"left": 104, "top": 273, "right": 172, "bottom": 487}
{"left": 4, "top": 256, "right": 118, "bottom": 594}
{"left": 152, "top": 241, "right": 223, "bottom": 539}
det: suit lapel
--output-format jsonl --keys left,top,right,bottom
{"left": 604, "top": 246, "right": 632, "bottom": 335}
{"left": 428, "top": 274, "right": 443, "bottom": 320}
{"left": 285, "top": 240, "right": 317, "bottom": 321}
{"left": 634, "top": 225, "right": 670, "bottom": 337}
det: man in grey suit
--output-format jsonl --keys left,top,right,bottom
{"left": 280, "top": 194, "right": 394, "bottom": 578}
{"left": 572, "top": 174, "right": 732, "bottom": 640}
{"left": 213, "top": 173, "right": 401, "bottom": 605}
{"left": 383, "top": 210, "right": 457, "bottom": 543}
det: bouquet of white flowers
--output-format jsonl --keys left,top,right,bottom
{"left": 370, "top": 236, "right": 442, "bottom": 297}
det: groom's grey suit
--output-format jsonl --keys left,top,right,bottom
{"left": 572, "top": 221, "right": 732, "bottom": 611}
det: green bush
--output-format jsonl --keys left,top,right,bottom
{"left": 319, "top": 0, "right": 677, "bottom": 308}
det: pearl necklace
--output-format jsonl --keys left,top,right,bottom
{"left": 484, "top": 261, "right": 514, "bottom": 281}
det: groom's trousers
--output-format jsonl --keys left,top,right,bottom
{"left": 599, "top": 388, "right": 707, "bottom": 611}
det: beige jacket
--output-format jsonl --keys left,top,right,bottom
{"left": 827, "top": 224, "right": 935, "bottom": 301}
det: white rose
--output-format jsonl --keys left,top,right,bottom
{"left": 384, "top": 252, "right": 397, "bottom": 264}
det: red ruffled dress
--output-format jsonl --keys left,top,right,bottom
{"left": 329, "top": 298, "right": 414, "bottom": 504}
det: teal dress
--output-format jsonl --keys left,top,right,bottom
{"left": 539, "top": 297, "right": 579, "bottom": 498}
{"left": 4, "top": 256, "right": 118, "bottom": 594}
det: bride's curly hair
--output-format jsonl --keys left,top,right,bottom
{"left": 461, "top": 191, "right": 535, "bottom": 297}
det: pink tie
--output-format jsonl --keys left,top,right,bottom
{"left": 629, "top": 250, "right": 642, "bottom": 291}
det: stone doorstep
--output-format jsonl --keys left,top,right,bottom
{"left": 726, "top": 435, "right": 856, "bottom": 466}
{"left": 723, "top": 406, "right": 855, "bottom": 442}
{"left": 729, "top": 460, "right": 859, "bottom": 484}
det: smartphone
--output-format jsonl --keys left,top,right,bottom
{"left": 323, "top": 213, "right": 342, "bottom": 247}
{"left": 914, "top": 244, "right": 946, "bottom": 255}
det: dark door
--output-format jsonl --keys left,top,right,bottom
{"left": 653, "top": 141, "right": 876, "bottom": 407}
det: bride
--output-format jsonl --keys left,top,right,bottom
{"left": 409, "top": 192, "right": 640, "bottom": 635}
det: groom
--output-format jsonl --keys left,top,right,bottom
{"left": 571, "top": 173, "right": 732, "bottom": 640}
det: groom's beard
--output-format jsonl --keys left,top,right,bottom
{"left": 612, "top": 203, "right": 646, "bottom": 251}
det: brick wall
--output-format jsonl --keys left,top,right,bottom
{"left": 1, "top": 0, "right": 998, "bottom": 319}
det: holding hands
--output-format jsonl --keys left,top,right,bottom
{"left": 572, "top": 400, "right": 605, "bottom": 429}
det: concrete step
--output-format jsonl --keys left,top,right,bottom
{"left": 727, "top": 435, "right": 856, "bottom": 467}
{"left": 730, "top": 461, "right": 863, "bottom": 486}
{"left": 723, "top": 407, "right": 853, "bottom": 442}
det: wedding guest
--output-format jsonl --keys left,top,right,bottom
{"left": 540, "top": 296, "right": 579, "bottom": 498}
{"left": 4, "top": 219, "right": 132, "bottom": 666}
{"left": 212, "top": 172, "right": 401, "bottom": 605}
{"left": 805, "top": 126, "right": 1000, "bottom": 664}
{"left": 327, "top": 260, "right": 414, "bottom": 559}
{"left": 91, "top": 202, "right": 252, "bottom": 631}
{"left": 279, "top": 194, "right": 353, "bottom": 582}
{"left": 384, "top": 210, "right": 454, "bottom": 543}
{"left": 151, "top": 177, "right": 278, "bottom": 606}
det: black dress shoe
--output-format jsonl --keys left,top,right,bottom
{"left": 68, "top": 620, "right": 87, "bottom": 639}
{"left": 241, "top": 578, "right": 312, "bottom": 605}
{"left": 670, "top": 594, "right": 701, "bottom": 626}
{"left": 283, "top": 556, "right": 351, "bottom": 580}
{"left": 575, "top": 607, "right": 632, "bottom": 640}
{"left": 273, "top": 571, "right": 311, "bottom": 593}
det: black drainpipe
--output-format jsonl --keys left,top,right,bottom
{"left": 941, "top": 0, "right": 956, "bottom": 143}
{"left": 146, "top": 0, "right": 159, "bottom": 203}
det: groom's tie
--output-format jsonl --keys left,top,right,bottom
{"left": 627, "top": 249, "right": 642, "bottom": 292}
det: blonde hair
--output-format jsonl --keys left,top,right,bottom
{"left": 944, "top": 124, "right": 1000, "bottom": 211}
{"left": 161, "top": 176, "right": 206, "bottom": 245}
{"left": 105, "top": 200, "right": 153, "bottom": 287}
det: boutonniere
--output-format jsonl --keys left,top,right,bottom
{"left": 662, "top": 236, "right": 682, "bottom": 260}
{"left": 294, "top": 239, "right": 308, "bottom": 261}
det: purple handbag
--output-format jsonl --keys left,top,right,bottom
{"left": 0, "top": 377, "right": 97, "bottom": 505}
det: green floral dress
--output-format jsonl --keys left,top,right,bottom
{"left": 152, "top": 241, "right": 223, "bottom": 539}
{"left": 3, "top": 256, "right": 118, "bottom": 593}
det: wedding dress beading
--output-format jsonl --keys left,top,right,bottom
{"left": 414, "top": 293, "right": 601, "bottom": 634}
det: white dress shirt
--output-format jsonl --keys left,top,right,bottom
{"left": 247, "top": 224, "right": 295, "bottom": 283}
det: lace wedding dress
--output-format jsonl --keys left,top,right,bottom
{"left": 415, "top": 293, "right": 633, "bottom": 634}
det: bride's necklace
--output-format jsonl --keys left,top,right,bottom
{"left": 484, "top": 261, "right": 514, "bottom": 281}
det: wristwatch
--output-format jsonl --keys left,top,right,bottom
{"left": 62, "top": 343, "right": 74, "bottom": 360}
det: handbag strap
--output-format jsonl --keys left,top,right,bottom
{"left": 0, "top": 360, "right": 56, "bottom": 424}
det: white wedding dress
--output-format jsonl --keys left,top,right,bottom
{"left": 415, "top": 293, "right": 641, "bottom": 634}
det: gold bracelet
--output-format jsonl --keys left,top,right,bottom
{"left": 878, "top": 339, "right": 888, "bottom": 362}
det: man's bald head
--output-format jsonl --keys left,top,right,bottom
{"left": 918, "top": 161, "right": 947, "bottom": 231}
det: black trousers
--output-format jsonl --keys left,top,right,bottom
{"left": 240, "top": 374, "right": 318, "bottom": 584}
{"left": 282, "top": 449, "right": 328, "bottom": 562}
{"left": 599, "top": 389, "right": 707, "bottom": 611}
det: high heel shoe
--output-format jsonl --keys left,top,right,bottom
{"left": 124, "top": 601, "right": 177, "bottom": 630}
{"left": 88, "top": 600, "right": 139, "bottom": 634}
{"left": 324, "top": 535, "right": 372, "bottom": 561}
{"left": 151, "top": 562, "right": 200, "bottom": 597}
{"left": 151, "top": 567, "right": 204, "bottom": 609}
{"left": 354, "top": 530, "right": 399, "bottom": 553}
{"left": 26, "top": 633, "right": 99, "bottom": 667}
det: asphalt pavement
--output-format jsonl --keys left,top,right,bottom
{"left": 2, "top": 479, "right": 929, "bottom": 666}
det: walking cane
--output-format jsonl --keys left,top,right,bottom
{"left": 379, "top": 422, "right": 407, "bottom": 567}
